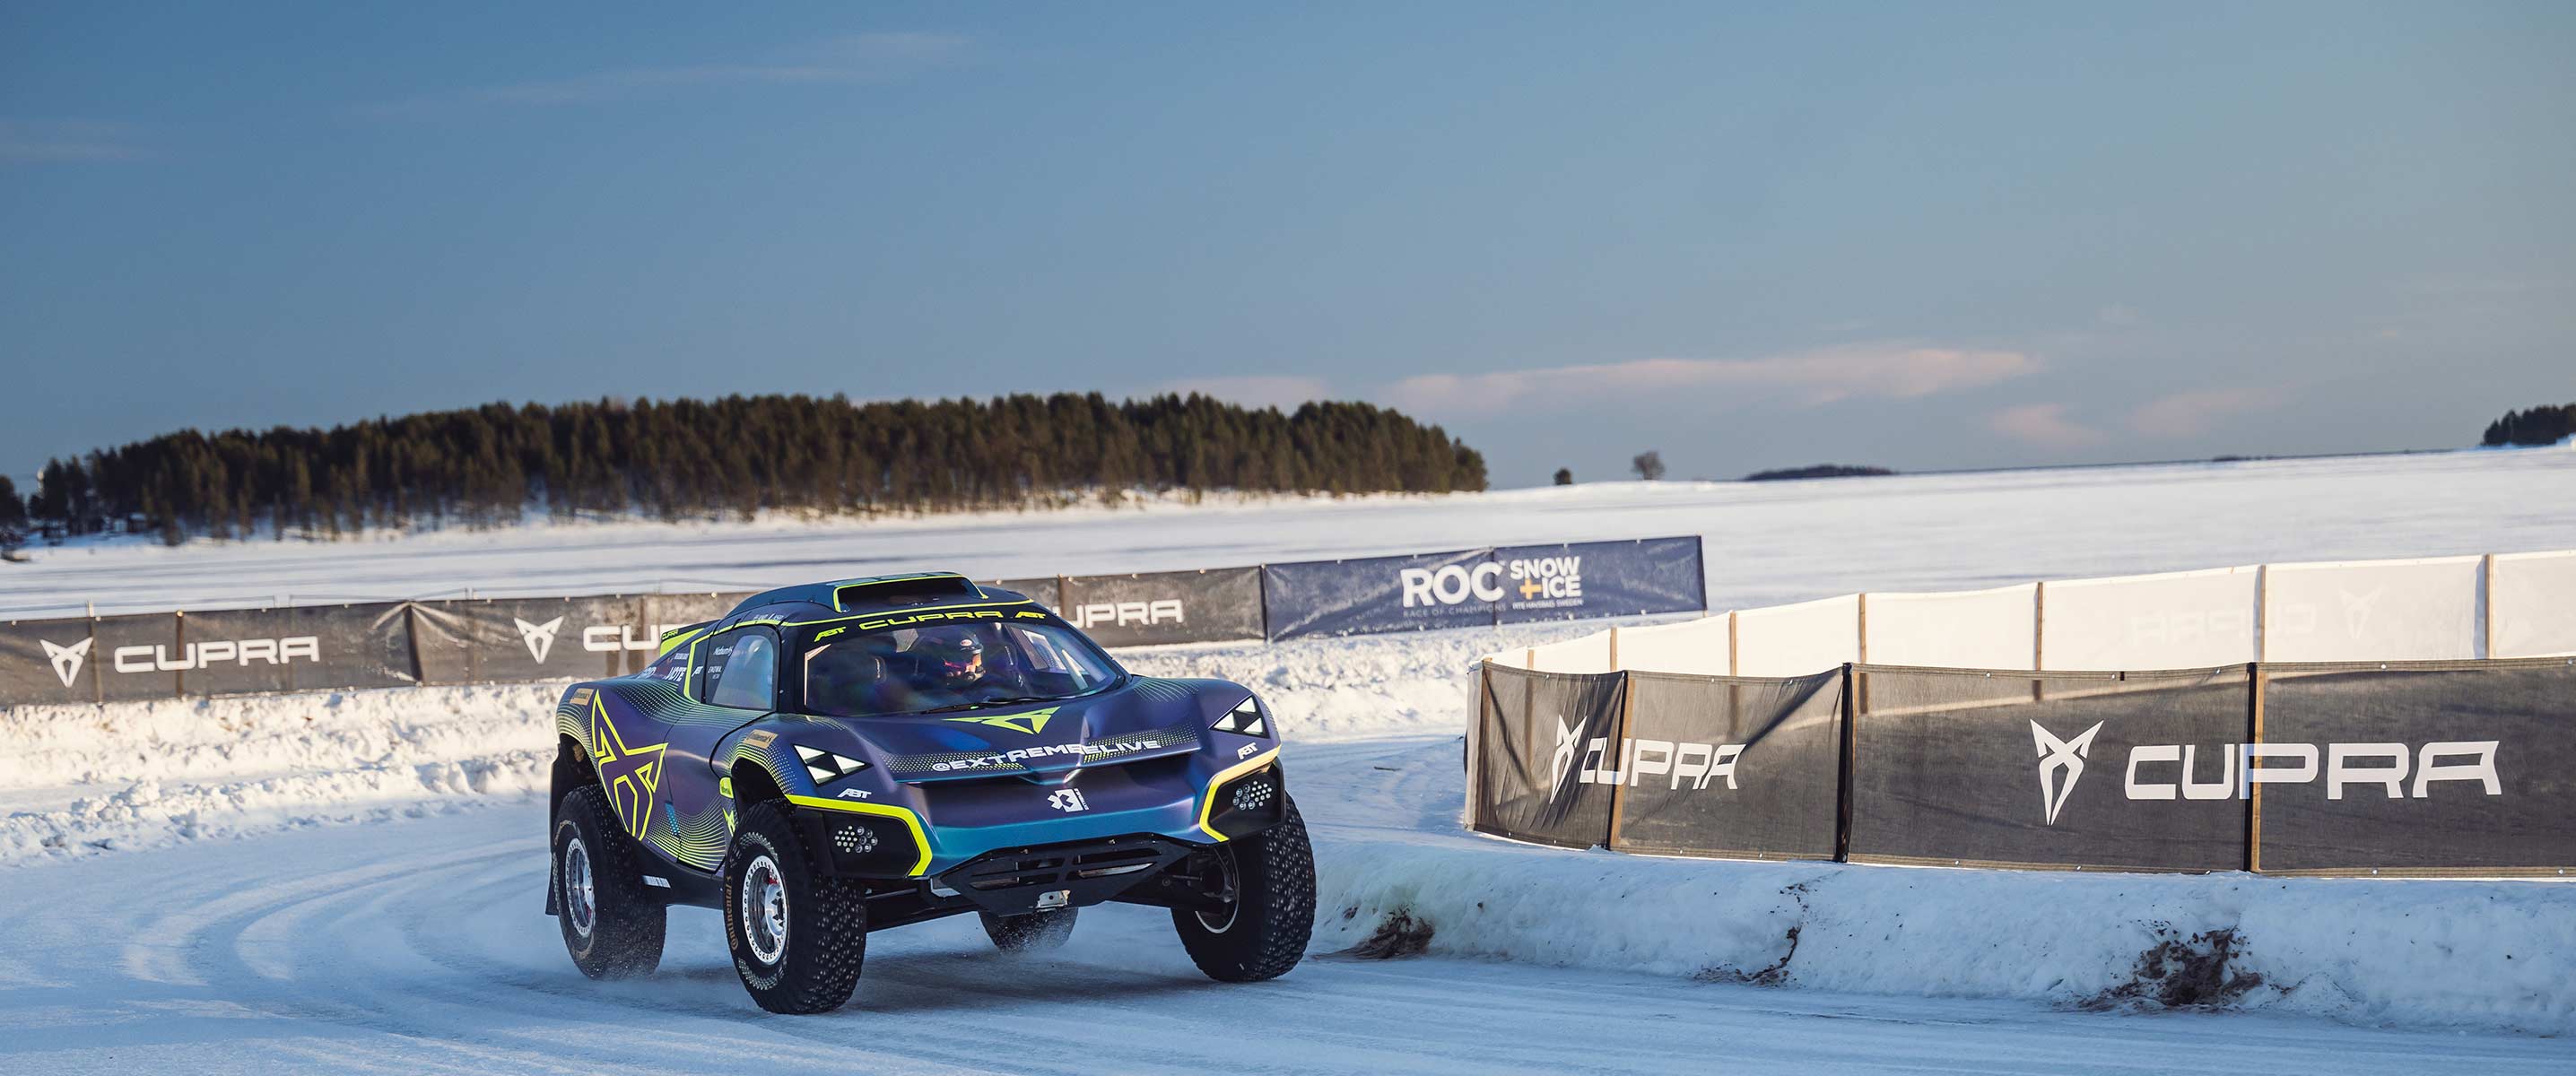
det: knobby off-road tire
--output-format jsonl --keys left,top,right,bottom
{"left": 553, "top": 785, "right": 666, "bottom": 980}
{"left": 1173, "top": 796, "right": 1316, "bottom": 982}
{"left": 980, "top": 908, "right": 1078, "bottom": 953}
{"left": 722, "top": 800, "right": 869, "bottom": 1014}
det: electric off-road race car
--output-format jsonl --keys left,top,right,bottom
{"left": 544, "top": 573, "right": 1313, "bottom": 1013}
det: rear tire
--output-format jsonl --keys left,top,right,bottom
{"left": 981, "top": 908, "right": 1078, "bottom": 953}
{"left": 553, "top": 785, "right": 666, "bottom": 980}
{"left": 722, "top": 800, "right": 869, "bottom": 1014}
{"left": 1172, "top": 797, "right": 1315, "bottom": 982}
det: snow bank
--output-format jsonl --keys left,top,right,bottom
{"left": 0, "top": 622, "right": 1579, "bottom": 863}
{"left": 0, "top": 683, "right": 565, "bottom": 860}
{"left": 1311, "top": 782, "right": 2576, "bottom": 1035}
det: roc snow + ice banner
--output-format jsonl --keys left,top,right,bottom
{"left": 1262, "top": 536, "right": 1704, "bottom": 639}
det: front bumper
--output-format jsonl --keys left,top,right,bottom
{"left": 786, "top": 757, "right": 1290, "bottom": 881}
{"left": 927, "top": 833, "right": 1199, "bottom": 916}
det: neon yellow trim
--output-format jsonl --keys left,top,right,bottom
{"left": 778, "top": 598, "right": 1035, "bottom": 631}
{"left": 944, "top": 707, "right": 1060, "bottom": 735}
{"left": 1197, "top": 748, "right": 1280, "bottom": 842}
{"left": 656, "top": 625, "right": 710, "bottom": 658}
{"left": 785, "top": 794, "right": 936, "bottom": 876}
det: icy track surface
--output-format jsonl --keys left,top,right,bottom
{"left": 3, "top": 629, "right": 2572, "bottom": 1073}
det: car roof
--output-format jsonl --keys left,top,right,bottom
{"left": 725, "top": 572, "right": 1034, "bottom": 624}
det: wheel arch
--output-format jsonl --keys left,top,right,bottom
{"left": 731, "top": 756, "right": 787, "bottom": 808}
{"left": 553, "top": 733, "right": 599, "bottom": 812}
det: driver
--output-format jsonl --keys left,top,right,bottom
{"left": 909, "top": 626, "right": 991, "bottom": 694}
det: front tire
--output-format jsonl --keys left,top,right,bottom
{"left": 1172, "top": 797, "right": 1316, "bottom": 982}
{"left": 553, "top": 785, "right": 666, "bottom": 980}
{"left": 981, "top": 908, "right": 1078, "bottom": 953}
{"left": 721, "top": 800, "right": 869, "bottom": 1014}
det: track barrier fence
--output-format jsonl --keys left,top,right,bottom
{"left": 1469, "top": 547, "right": 2576, "bottom": 879}
{"left": 0, "top": 535, "right": 1707, "bottom": 707}
{"left": 1469, "top": 657, "right": 2576, "bottom": 878}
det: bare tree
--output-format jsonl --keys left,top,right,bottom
{"left": 1631, "top": 450, "right": 1666, "bottom": 481}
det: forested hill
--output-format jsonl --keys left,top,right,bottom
{"left": 23, "top": 394, "right": 1488, "bottom": 543}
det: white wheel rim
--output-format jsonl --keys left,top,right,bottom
{"left": 564, "top": 837, "right": 597, "bottom": 937}
{"left": 741, "top": 854, "right": 788, "bottom": 964}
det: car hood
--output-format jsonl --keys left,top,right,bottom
{"left": 803, "top": 677, "right": 1248, "bottom": 784}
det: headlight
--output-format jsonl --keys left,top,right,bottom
{"left": 1211, "top": 696, "right": 1268, "bottom": 737}
{"left": 796, "top": 744, "right": 870, "bottom": 786}
{"left": 1206, "top": 763, "right": 1288, "bottom": 838}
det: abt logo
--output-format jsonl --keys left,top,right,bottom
{"left": 1550, "top": 716, "right": 1745, "bottom": 793}
{"left": 1069, "top": 600, "right": 1183, "bottom": 629}
{"left": 2028, "top": 719, "right": 2504, "bottom": 825}
{"left": 1402, "top": 555, "right": 1586, "bottom": 608}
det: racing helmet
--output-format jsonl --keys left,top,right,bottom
{"left": 911, "top": 626, "right": 987, "bottom": 686}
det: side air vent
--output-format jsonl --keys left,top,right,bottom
{"left": 833, "top": 573, "right": 983, "bottom": 610}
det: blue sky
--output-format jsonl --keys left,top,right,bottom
{"left": 4, "top": 3, "right": 2570, "bottom": 489}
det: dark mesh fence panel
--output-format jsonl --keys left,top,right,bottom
{"left": 1847, "top": 664, "right": 2251, "bottom": 872}
{"left": 1470, "top": 665, "right": 1625, "bottom": 849}
{"left": 1058, "top": 568, "right": 1266, "bottom": 646}
{"left": 2254, "top": 658, "right": 2576, "bottom": 876}
{"left": 0, "top": 617, "right": 102, "bottom": 705}
{"left": 410, "top": 596, "right": 647, "bottom": 684}
{"left": 988, "top": 577, "right": 1062, "bottom": 609}
{"left": 91, "top": 612, "right": 183, "bottom": 702}
{"left": 178, "top": 603, "right": 415, "bottom": 696}
{"left": 1613, "top": 669, "right": 1841, "bottom": 861}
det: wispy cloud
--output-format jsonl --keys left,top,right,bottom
{"left": 363, "top": 32, "right": 967, "bottom": 116}
{"left": 0, "top": 120, "right": 152, "bottom": 163}
{"left": 1988, "top": 386, "right": 2279, "bottom": 450}
{"left": 1986, "top": 403, "right": 2107, "bottom": 449}
{"left": 1154, "top": 376, "right": 1335, "bottom": 411}
{"left": 2125, "top": 386, "right": 2276, "bottom": 438}
{"left": 1382, "top": 343, "right": 2040, "bottom": 417}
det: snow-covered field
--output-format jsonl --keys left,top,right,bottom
{"left": 5, "top": 447, "right": 2571, "bottom": 619}
{"left": 4, "top": 447, "right": 2572, "bottom": 1072}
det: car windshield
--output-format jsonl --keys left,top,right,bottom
{"left": 797, "top": 620, "right": 1124, "bottom": 719}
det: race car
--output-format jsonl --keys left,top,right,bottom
{"left": 544, "top": 572, "right": 1313, "bottom": 1013}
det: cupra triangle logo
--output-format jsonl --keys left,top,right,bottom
{"left": 40, "top": 638, "right": 92, "bottom": 689}
{"left": 2030, "top": 719, "right": 2105, "bottom": 826}
{"left": 945, "top": 707, "right": 1060, "bottom": 735}
{"left": 515, "top": 616, "right": 565, "bottom": 663}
